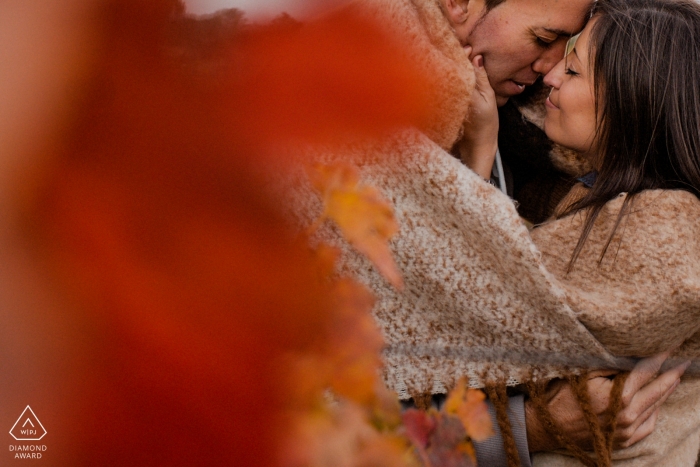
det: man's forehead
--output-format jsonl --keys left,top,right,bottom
{"left": 517, "top": 0, "right": 592, "bottom": 35}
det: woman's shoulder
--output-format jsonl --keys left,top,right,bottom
{"left": 535, "top": 188, "right": 700, "bottom": 232}
{"left": 531, "top": 188, "right": 700, "bottom": 273}
{"left": 582, "top": 188, "right": 700, "bottom": 244}
{"left": 553, "top": 188, "right": 700, "bottom": 226}
{"left": 624, "top": 188, "right": 700, "bottom": 209}
{"left": 610, "top": 189, "right": 700, "bottom": 227}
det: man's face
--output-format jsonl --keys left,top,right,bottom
{"left": 453, "top": 0, "right": 592, "bottom": 105}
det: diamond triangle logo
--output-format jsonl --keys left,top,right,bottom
{"left": 9, "top": 406, "right": 46, "bottom": 441}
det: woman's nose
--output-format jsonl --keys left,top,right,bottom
{"left": 543, "top": 57, "right": 566, "bottom": 89}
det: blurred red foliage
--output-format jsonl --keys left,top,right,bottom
{"left": 22, "top": 0, "right": 433, "bottom": 465}
{"left": 226, "top": 7, "right": 433, "bottom": 150}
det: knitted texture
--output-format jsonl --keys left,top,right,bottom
{"left": 284, "top": 129, "right": 629, "bottom": 398}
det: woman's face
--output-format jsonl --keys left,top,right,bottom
{"left": 543, "top": 17, "right": 599, "bottom": 160}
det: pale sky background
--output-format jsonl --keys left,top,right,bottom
{"left": 184, "top": 0, "right": 320, "bottom": 18}
{"left": 185, "top": 0, "right": 700, "bottom": 16}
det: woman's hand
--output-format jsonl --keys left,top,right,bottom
{"left": 458, "top": 47, "right": 499, "bottom": 180}
{"left": 526, "top": 351, "right": 690, "bottom": 452}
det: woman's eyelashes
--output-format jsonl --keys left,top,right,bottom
{"left": 565, "top": 67, "right": 580, "bottom": 76}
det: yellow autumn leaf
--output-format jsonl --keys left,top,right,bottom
{"left": 308, "top": 162, "right": 403, "bottom": 289}
{"left": 445, "top": 378, "right": 494, "bottom": 442}
{"left": 444, "top": 378, "right": 468, "bottom": 415}
{"left": 457, "top": 440, "right": 476, "bottom": 462}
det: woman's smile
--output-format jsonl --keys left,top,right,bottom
{"left": 545, "top": 95, "right": 560, "bottom": 110}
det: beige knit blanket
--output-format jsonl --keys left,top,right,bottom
{"left": 285, "top": 130, "right": 643, "bottom": 399}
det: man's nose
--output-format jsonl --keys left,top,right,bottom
{"left": 532, "top": 41, "right": 567, "bottom": 75}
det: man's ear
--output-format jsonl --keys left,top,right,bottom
{"left": 443, "top": 0, "right": 470, "bottom": 25}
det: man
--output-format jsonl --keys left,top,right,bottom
{"left": 434, "top": 0, "right": 688, "bottom": 464}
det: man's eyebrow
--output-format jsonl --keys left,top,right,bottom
{"left": 543, "top": 27, "right": 577, "bottom": 37}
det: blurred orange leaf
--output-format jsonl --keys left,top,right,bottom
{"left": 308, "top": 162, "right": 403, "bottom": 289}
{"left": 313, "top": 244, "right": 341, "bottom": 279}
{"left": 326, "top": 278, "right": 384, "bottom": 404}
{"left": 282, "top": 400, "right": 414, "bottom": 467}
{"left": 445, "top": 378, "right": 494, "bottom": 442}
{"left": 370, "top": 381, "right": 404, "bottom": 432}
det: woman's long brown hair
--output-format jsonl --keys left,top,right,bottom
{"left": 560, "top": 0, "right": 700, "bottom": 271}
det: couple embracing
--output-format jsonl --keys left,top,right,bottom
{"left": 292, "top": 0, "right": 700, "bottom": 465}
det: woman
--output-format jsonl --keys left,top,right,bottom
{"left": 465, "top": 0, "right": 700, "bottom": 464}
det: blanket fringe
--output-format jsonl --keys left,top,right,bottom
{"left": 525, "top": 371, "right": 630, "bottom": 467}
{"left": 485, "top": 382, "right": 521, "bottom": 467}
